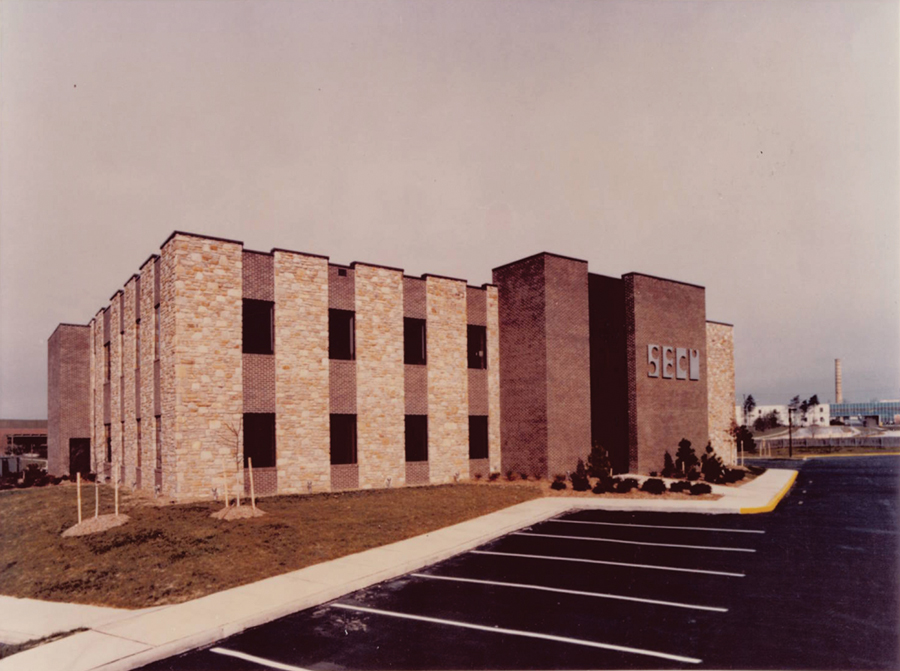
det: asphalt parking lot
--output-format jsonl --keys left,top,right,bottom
{"left": 143, "top": 455, "right": 899, "bottom": 670}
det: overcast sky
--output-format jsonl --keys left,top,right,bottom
{"left": 1, "top": 0, "right": 897, "bottom": 419}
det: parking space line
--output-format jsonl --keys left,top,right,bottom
{"left": 516, "top": 532, "right": 756, "bottom": 552}
{"left": 331, "top": 603, "right": 702, "bottom": 664}
{"left": 471, "top": 550, "right": 746, "bottom": 577}
{"left": 410, "top": 572, "right": 728, "bottom": 612}
{"left": 551, "top": 519, "right": 765, "bottom": 534}
{"left": 210, "top": 647, "right": 312, "bottom": 670}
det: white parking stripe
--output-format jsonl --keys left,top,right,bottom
{"left": 211, "top": 647, "right": 311, "bottom": 671}
{"left": 516, "top": 531, "right": 756, "bottom": 553}
{"left": 471, "top": 550, "right": 745, "bottom": 577}
{"left": 331, "top": 603, "right": 702, "bottom": 664}
{"left": 410, "top": 572, "right": 728, "bottom": 612}
{"left": 551, "top": 519, "right": 765, "bottom": 534}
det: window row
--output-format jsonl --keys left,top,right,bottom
{"left": 238, "top": 413, "right": 490, "bottom": 469}
{"left": 243, "top": 300, "right": 487, "bottom": 368}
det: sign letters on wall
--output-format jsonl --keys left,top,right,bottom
{"left": 647, "top": 344, "right": 699, "bottom": 380}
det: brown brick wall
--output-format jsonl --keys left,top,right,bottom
{"left": 109, "top": 293, "right": 123, "bottom": 483}
{"left": 404, "top": 365, "right": 427, "bottom": 414}
{"left": 328, "top": 265, "right": 355, "bottom": 310}
{"left": 626, "top": 274, "right": 709, "bottom": 474}
{"left": 707, "top": 322, "right": 736, "bottom": 462}
{"left": 139, "top": 259, "right": 158, "bottom": 491}
{"left": 243, "top": 251, "right": 274, "bottom": 301}
{"left": 243, "top": 354, "right": 276, "bottom": 413}
{"left": 331, "top": 463, "right": 358, "bottom": 491}
{"left": 47, "top": 325, "right": 91, "bottom": 476}
{"left": 493, "top": 256, "right": 548, "bottom": 477}
{"left": 122, "top": 278, "right": 138, "bottom": 487}
{"left": 467, "top": 369, "right": 489, "bottom": 415}
{"left": 329, "top": 360, "right": 357, "bottom": 414}
{"left": 245, "top": 465, "right": 277, "bottom": 496}
{"left": 403, "top": 277, "right": 426, "bottom": 318}
{"left": 485, "top": 286, "right": 502, "bottom": 474}
{"left": 405, "top": 461, "right": 429, "bottom": 485}
{"left": 466, "top": 287, "right": 487, "bottom": 326}
{"left": 355, "top": 264, "right": 406, "bottom": 489}
{"left": 544, "top": 255, "right": 591, "bottom": 477}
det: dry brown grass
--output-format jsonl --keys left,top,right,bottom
{"left": 0, "top": 482, "right": 539, "bottom": 609}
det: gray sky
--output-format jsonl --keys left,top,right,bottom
{"left": 1, "top": 0, "right": 898, "bottom": 419}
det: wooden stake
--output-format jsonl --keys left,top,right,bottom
{"left": 223, "top": 463, "right": 229, "bottom": 507}
{"left": 249, "top": 458, "right": 256, "bottom": 511}
{"left": 77, "top": 472, "right": 82, "bottom": 525}
{"left": 94, "top": 479, "right": 99, "bottom": 518}
{"left": 114, "top": 478, "right": 119, "bottom": 517}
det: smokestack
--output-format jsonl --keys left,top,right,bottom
{"left": 835, "top": 358, "right": 843, "bottom": 403}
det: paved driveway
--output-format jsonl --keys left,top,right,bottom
{"left": 143, "top": 456, "right": 898, "bottom": 670}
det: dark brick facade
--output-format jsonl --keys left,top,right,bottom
{"left": 331, "top": 463, "right": 359, "bottom": 490}
{"left": 403, "top": 277, "right": 426, "bottom": 318}
{"left": 405, "top": 460, "right": 429, "bottom": 485}
{"left": 328, "top": 265, "right": 355, "bottom": 310}
{"left": 466, "top": 286, "right": 487, "bottom": 326}
{"left": 330, "top": 360, "right": 357, "bottom": 414}
{"left": 47, "top": 325, "right": 91, "bottom": 476}
{"left": 625, "top": 273, "right": 708, "bottom": 473}
{"left": 243, "top": 354, "right": 276, "bottom": 412}
{"left": 245, "top": 466, "right": 277, "bottom": 496}
{"left": 243, "top": 251, "right": 274, "bottom": 301}
{"left": 404, "top": 365, "right": 427, "bottom": 414}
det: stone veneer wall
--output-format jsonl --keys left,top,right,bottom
{"left": 355, "top": 264, "right": 405, "bottom": 489}
{"left": 122, "top": 278, "right": 138, "bottom": 487}
{"left": 485, "top": 286, "right": 502, "bottom": 474}
{"left": 139, "top": 258, "right": 158, "bottom": 491}
{"left": 706, "top": 321, "right": 736, "bottom": 463}
{"left": 274, "top": 251, "right": 331, "bottom": 493}
{"left": 161, "top": 235, "right": 243, "bottom": 499}
{"left": 426, "top": 276, "right": 469, "bottom": 483}
{"left": 47, "top": 325, "right": 91, "bottom": 476}
{"left": 109, "top": 292, "right": 123, "bottom": 483}
{"left": 90, "top": 313, "right": 103, "bottom": 473}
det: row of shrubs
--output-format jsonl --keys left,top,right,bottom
{"left": 0, "top": 465, "right": 95, "bottom": 491}
{"left": 657, "top": 439, "right": 745, "bottom": 485}
{"left": 550, "top": 460, "right": 713, "bottom": 496}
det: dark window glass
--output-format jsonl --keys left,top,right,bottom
{"left": 405, "top": 415, "right": 428, "bottom": 462}
{"left": 243, "top": 413, "right": 276, "bottom": 468}
{"left": 404, "top": 318, "right": 426, "bottom": 365}
{"left": 155, "top": 416, "right": 162, "bottom": 470}
{"left": 467, "top": 325, "right": 487, "bottom": 369}
{"left": 243, "top": 299, "right": 274, "bottom": 355}
{"left": 135, "top": 322, "right": 141, "bottom": 370}
{"left": 105, "top": 424, "right": 112, "bottom": 462}
{"left": 329, "top": 309, "right": 355, "bottom": 360}
{"left": 154, "top": 306, "right": 160, "bottom": 360}
{"left": 330, "top": 414, "right": 357, "bottom": 464}
{"left": 104, "top": 343, "right": 111, "bottom": 381}
{"left": 469, "top": 416, "right": 488, "bottom": 459}
{"left": 136, "top": 419, "right": 142, "bottom": 468}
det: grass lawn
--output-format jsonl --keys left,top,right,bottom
{"left": 0, "top": 482, "right": 539, "bottom": 609}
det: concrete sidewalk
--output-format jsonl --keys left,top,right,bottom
{"left": 0, "top": 468, "right": 797, "bottom": 671}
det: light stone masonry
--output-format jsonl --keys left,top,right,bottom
{"left": 274, "top": 251, "right": 331, "bottom": 494}
{"left": 110, "top": 293, "right": 123, "bottom": 483}
{"left": 706, "top": 322, "right": 737, "bottom": 463}
{"left": 139, "top": 259, "right": 158, "bottom": 491}
{"left": 163, "top": 235, "right": 244, "bottom": 500}
{"left": 355, "top": 264, "right": 405, "bottom": 489}
{"left": 426, "top": 276, "right": 469, "bottom": 484}
{"left": 485, "top": 286, "right": 502, "bottom": 474}
{"left": 123, "top": 278, "right": 137, "bottom": 487}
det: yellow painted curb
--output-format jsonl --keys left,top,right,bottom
{"left": 740, "top": 471, "right": 798, "bottom": 514}
{"left": 799, "top": 451, "right": 900, "bottom": 459}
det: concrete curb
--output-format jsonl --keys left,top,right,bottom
{"left": 739, "top": 470, "right": 798, "bottom": 514}
{"left": 0, "top": 468, "right": 796, "bottom": 671}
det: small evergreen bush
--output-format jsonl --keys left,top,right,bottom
{"left": 686, "top": 469, "right": 701, "bottom": 481}
{"left": 690, "top": 483, "right": 712, "bottom": 495}
{"left": 550, "top": 479, "right": 567, "bottom": 491}
{"left": 641, "top": 478, "right": 666, "bottom": 495}
{"left": 615, "top": 477, "right": 639, "bottom": 493}
{"left": 571, "top": 459, "right": 591, "bottom": 491}
{"left": 675, "top": 439, "right": 698, "bottom": 477}
{"left": 586, "top": 441, "right": 612, "bottom": 478}
{"left": 669, "top": 480, "right": 691, "bottom": 493}
{"left": 700, "top": 443, "right": 725, "bottom": 483}
{"left": 505, "top": 470, "right": 516, "bottom": 481}
{"left": 488, "top": 472, "right": 500, "bottom": 482}
{"left": 661, "top": 451, "right": 676, "bottom": 478}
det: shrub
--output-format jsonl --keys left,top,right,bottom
{"left": 690, "top": 483, "right": 712, "bottom": 495}
{"left": 669, "top": 480, "right": 691, "bottom": 493}
{"left": 550, "top": 479, "right": 567, "bottom": 491}
{"left": 586, "top": 441, "right": 612, "bottom": 478}
{"left": 675, "top": 439, "right": 698, "bottom": 477}
{"left": 641, "top": 478, "right": 666, "bottom": 495}
{"left": 488, "top": 472, "right": 500, "bottom": 482}
{"left": 649, "top": 471, "right": 658, "bottom": 477}
{"left": 723, "top": 467, "right": 746, "bottom": 484}
{"left": 505, "top": 470, "right": 516, "bottom": 481}
{"left": 686, "top": 469, "right": 700, "bottom": 482}
{"left": 570, "top": 459, "right": 591, "bottom": 491}
{"left": 22, "top": 464, "right": 46, "bottom": 488}
{"left": 700, "top": 443, "right": 725, "bottom": 484}
{"left": 661, "top": 451, "right": 676, "bottom": 478}
{"left": 615, "top": 477, "right": 639, "bottom": 493}
{"left": 519, "top": 473, "right": 529, "bottom": 481}
{"left": 474, "top": 472, "right": 482, "bottom": 480}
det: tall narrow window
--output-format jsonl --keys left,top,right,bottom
{"left": 242, "top": 300, "right": 274, "bottom": 355}
{"left": 469, "top": 416, "right": 488, "bottom": 459}
{"left": 135, "top": 320, "right": 141, "bottom": 370}
{"left": 330, "top": 414, "right": 357, "bottom": 464}
{"left": 404, "top": 318, "right": 426, "bottom": 365}
{"left": 104, "top": 424, "right": 112, "bottom": 462}
{"left": 329, "top": 310, "right": 355, "bottom": 360}
{"left": 155, "top": 416, "right": 162, "bottom": 470}
{"left": 243, "top": 413, "right": 276, "bottom": 468}
{"left": 104, "top": 343, "right": 111, "bottom": 381}
{"left": 136, "top": 419, "right": 142, "bottom": 468}
{"left": 154, "top": 305, "right": 160, "bottom": 360}
{"left": 405, "top": 416, "right": 428, "bottom": 462}
{"left": 467, "top": 325, "right": 487, "bottom": 369}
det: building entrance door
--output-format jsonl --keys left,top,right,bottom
{"left": 69, "top": 438, "right": 91, "bottom": 478}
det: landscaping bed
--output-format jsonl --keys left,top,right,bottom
{"left": 0, "top": 483, "right": 539, "bottom": 609}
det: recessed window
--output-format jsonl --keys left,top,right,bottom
{"left": 104, "top": 343, "right": 111, "bottom": 381}
{"left": 404, "top": 318, "right": 426, "bottom": 365}
{"left": 155, "top": 416, "right": 162, "bottom": 470}
{"left": 405, "top": 415, "right": 428, "bottom": 462}
{"left": 243, "top": 299, "right": 274, "bottom": 355}
{"left": 135, "top": 320, "right": 141, "bottom": 370}
{"left": 329, "top": 309, "right": 355, "bottom": 360}
{"left": 104, "top": 424, "right": 112, "bottom": 462}
{"left": 154, "top": 305, "right": 161, "bottom": 360}
{"left": 469, "top": 416, "right": 488, "bottom": 459}
{"left": 338, "top": 268, "right": 347, "bottom": 277}
{"left": 243, "top": 413, "right": 276, "bottom": 468}
{"left": 136, "top": 419, "right": 142, "bottom": 468}
{"left": 467, "top": 325, "right": 487, "bottom": 369}
{"left": 330, "top": 414, "right": 357, "bottom": 465}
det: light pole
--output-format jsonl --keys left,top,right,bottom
{"left": 787, "top": 407, "right": 793, "bottom": 459}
